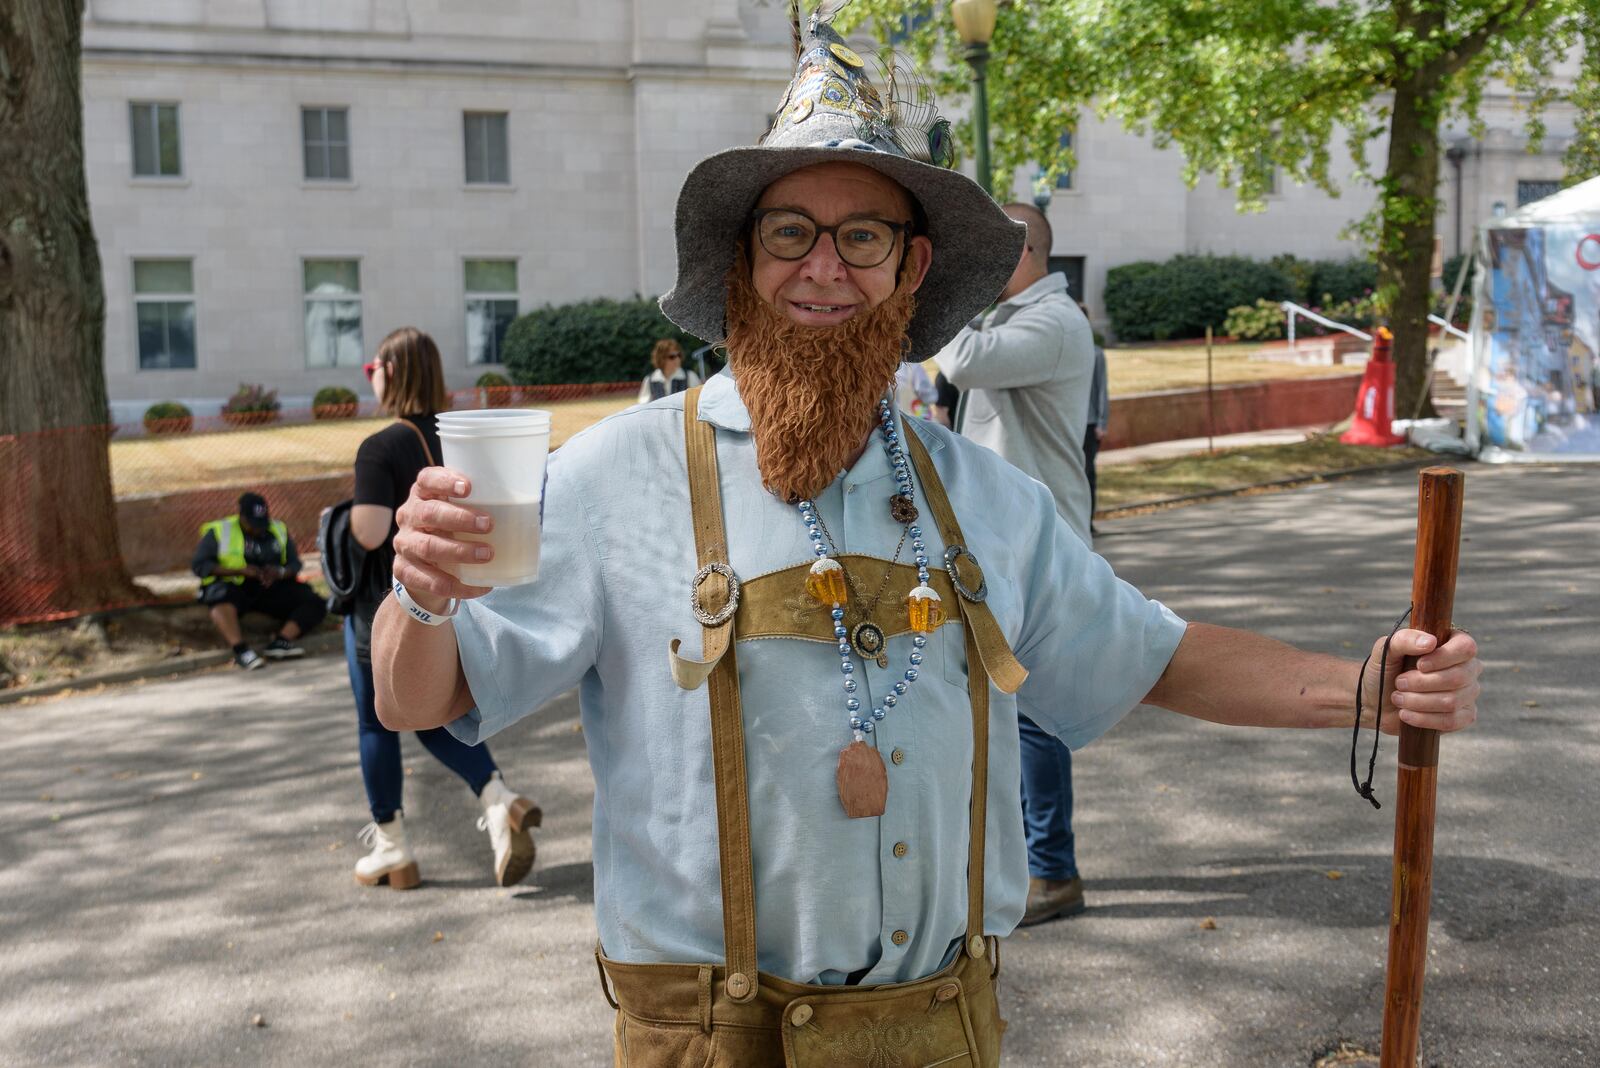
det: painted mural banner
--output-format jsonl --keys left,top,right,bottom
{"left": 1468, "top": 176, "right": 1600, "bottom": 461}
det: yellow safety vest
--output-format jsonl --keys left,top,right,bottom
{"left": 199, "top": 515, "right": 288, "bottom": 586}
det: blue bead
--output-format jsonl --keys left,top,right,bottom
{"left": 834, "top": 625, "right": 847, "bottom": 638}
{"left": 804, "top": 515, "right": 818, "bottom": 527}
{"left": 909, "top": 652, "right": 923, "bottom": 666}
{"left": 849, "top": 717, "right": 863, "bottom": 731}
{"left": 871, "top": 708, "right": 886, "bottom": 721}
{"left": 908, "top": 526, "right": 921, "bottom": 538}
{"left": 843, "top": 678, "right": 857, "bottom": 693}
{"left": 799, "top": 499, "right": 812, "bottom": 510}
{"left": 841, "top": 661, "right": 853, "bottom": 674}
{"left": 905, "top": 668, "right": 919, "bottom": 682}
{"left": 846, "top": 697, "right": 860, "bottom": 712}
{"left": 814, "top": 546, "right": 828, "bottom": 557}
{"left": 882, "top": 693, "right": 896, "bottom": 707}
{"left": 914, "top": 555, "right": 928, "bottom": 566}
{"left": 861, "top": 721, "right": 874, "bottom": 734}
{"left": 893, "top": 681, "right": 908, "bottom": 695}
{"left": 838, "top": 641, "right": 852, "bottom": 655}
{"left": 831, "top": 608, "right": 845, "bottom": 621}
{"left": 809, "top": 530, "right": 823, "bottom": 541}
{"left": 911, "top": 635, "right": 926, "bottom": 648}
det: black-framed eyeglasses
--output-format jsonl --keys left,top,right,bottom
{"left": 750, "top": 208, "right": 913, "bottom": 269}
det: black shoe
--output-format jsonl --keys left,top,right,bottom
{"left": 263, "top": 637, "right": 304, "bottom": 660}
{"left": 234, "top": 648, "right": 266, "bottom": 671}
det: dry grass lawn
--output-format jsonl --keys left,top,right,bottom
{"left": 111, "top": 345, "right": 1361, "bottom": 497}
{"left": 1095, "top": 434, "right": 1428, "bottom": 511}
{"left": 1102, "top": 341, "right": 1358, "bottom": 395}
{"left": 112, "top": 394, "right": 635, "bottom": 496}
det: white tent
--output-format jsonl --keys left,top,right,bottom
{"left": 1466, "top": 175, "right": 1600, "bottom": 461}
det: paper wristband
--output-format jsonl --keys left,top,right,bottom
{"left": 392, "top": 578, "right": 460, "bottom": 626}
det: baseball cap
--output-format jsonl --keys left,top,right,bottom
{"left": 239, "top": 492, "right": 271, "bottom": 527}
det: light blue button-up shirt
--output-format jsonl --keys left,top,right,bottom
{"left": 447, "top": 370, "right": 1186, "bottom": 985}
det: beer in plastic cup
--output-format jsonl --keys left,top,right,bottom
{"left": 436, "top": 408, "right": 551, "bottom": 586}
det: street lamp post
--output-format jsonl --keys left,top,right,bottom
{"left": 951, "top": 0, "right": 997, "bottom": 198}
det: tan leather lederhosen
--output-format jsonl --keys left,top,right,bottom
{"left": 598, "top": 388, "right": 1027, "bottom": 1068}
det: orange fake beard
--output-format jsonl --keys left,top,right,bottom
{"left": 722, "top": 249, "right": 916, "bottom": 503}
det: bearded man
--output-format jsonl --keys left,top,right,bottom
{"left": 369, "top": 5, "right": 1481, "bottom": 1064}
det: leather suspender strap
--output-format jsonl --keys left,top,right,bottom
{"left": 679, "top": 388, "right": 761, "bottom": 1002}
{"left": 397, "top": 417, "right": 437, "bottom": 468}
{"left": 962, "top": 621, "right": 990, "bottom": 953}
{"left": 902, "top": 425, "right": 1028, "bottom": 696}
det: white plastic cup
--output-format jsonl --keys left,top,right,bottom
{"left": 436, "top": 408, "right": 551, "bottom": 586}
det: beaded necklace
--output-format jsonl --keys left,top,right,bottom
{"left": 797, "top": 397, "right": 946, "bottom": 818}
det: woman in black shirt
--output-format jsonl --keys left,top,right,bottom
{"left": 346, "top": 327, "right": 540, "bottom": 890}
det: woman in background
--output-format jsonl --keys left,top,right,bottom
{"left": 346, "top": 327, "right": 540, "bottom": 890}
{"left": 637, "top": 337, "right": 701, "bottom": 403}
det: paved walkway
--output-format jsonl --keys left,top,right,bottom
{"left": 3, "top": 463, "right": 1595, "bottom": 1066}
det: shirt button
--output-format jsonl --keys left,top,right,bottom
{"left": 890, "top": 748, "right": 905, "bottom": 765}
{"left": 891, "top": 929, "right": 909, "bottom": 945}
{"left": 893, "top": 842, "right": 908, "bottom": 858}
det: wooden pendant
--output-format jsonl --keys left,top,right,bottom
{"left": 837, "top": 740, "right": 888, "bottom": 818}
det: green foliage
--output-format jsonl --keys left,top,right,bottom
{"left": 474, "top": 371, "right": 510, "bottom": 389}
{"left": 221, "top": 383, "right": 280, "bottom": 416}
{"left": 1434, "top": 252, "right": 1477, "bottom": 326}
{"left": 142, "top": 401, "right": 192, "bottom": 435}
{"left": 1223, "top": 300, "right": 1288, "bottom": 341}
{"left": 1566, "top": 19, "right": 1600, "bottom": 186}
{"left": 1104, "top": 255, "right": 1294, "bottom": 340}
{"left": 312, "top": 386, "right": 358, "bottom": 418}
{"left": 1267, "top": 255, "right": 1377, "bottom": 306}
{"left": 501, "top": 298, "right": 705, "bottom": 386}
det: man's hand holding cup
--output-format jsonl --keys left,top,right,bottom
{"left": 392, "top": 467, "right": 496, "bottom": 613}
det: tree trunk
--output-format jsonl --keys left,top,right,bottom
{"left": 1376, "top": 7, "right": 1448, "bottom": 421}
{"left": 0, "top": 0, "right": 140, "bottom": 621}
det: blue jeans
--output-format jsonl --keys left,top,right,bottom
{"left": 345, "top": 616, "right": 497, "bottom": 824}
{"left": 1018, "top": 714, "right": 1078, "bottom": 880}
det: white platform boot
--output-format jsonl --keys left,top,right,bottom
{"left": 477, "top": 773, "right": 541, "bottom": 887}
{"left": 353, "top": 815, "right": 420, "bottom": 890}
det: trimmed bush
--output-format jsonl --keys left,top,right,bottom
{"left": 473, "top": 371, "right": 513, "bottom": 408}
{"left": 312, "top": 385, "right": 359, "bottom": 419}
{"left": 1105, "top": 255, "right": 1295, "bottom": 341}
{"left": 1268, "top": 255, "right": 1377, "bottom": 307}
{"left": 501, "top": 297, "right": 708, "bottom": 386}
{"left": 142, "top": 401, "right": 193, "bottom": 435}
{"left": 221, "top": 383, "right": 281, "bottom": 427}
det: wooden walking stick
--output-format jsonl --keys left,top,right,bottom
{"left": 1380, "top": 467, "right": 1465, "bottom": 1068}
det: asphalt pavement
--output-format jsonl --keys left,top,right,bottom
{"left": 2, "top": 462, "right": 1594, "bottom": 1067}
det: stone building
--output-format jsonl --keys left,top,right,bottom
{"left": 82, "top": 0, "right": 1577, "bottom": 420}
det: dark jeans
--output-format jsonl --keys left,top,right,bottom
{"left": 1018, "top": 714, "right": 1077, "bottom": 881}
{"left": 344, "top": 615, "right": 497, "bottom": 824}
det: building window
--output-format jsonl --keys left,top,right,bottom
{"left": 1252, "top": 149, "right": 1281, "bottom": 195}
{"left": 1055, "top": 131, "right": 1073, "bottom": 190}
{"left": 1516, "top": 179, "right": 1560, "bottom": 207}
{"left": 303, "top": 259, "right": 363, "bottom": 368}
{"left": 133, "top": 259, "right": 197, "bottom": 370}
{"left": 465, "top": 260, "right": 518, "bottom": 365}
{"left": 302, "top": 107, "right": 351, "bottom": 181}
{"left": 129, "top": 102, "right": 181, "bottom": 178}
{"left": 1047, "top": 256, "right": 1086, "bottom": 304}
{"left": 464, "top": 112, "right": 510, "bottom": 184}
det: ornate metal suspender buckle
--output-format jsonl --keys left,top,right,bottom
{"left": 943, "top": 544, "right": 988, "bottom": 603}
{"left": 690, "top": 561, "right": 741, "bottom": 626}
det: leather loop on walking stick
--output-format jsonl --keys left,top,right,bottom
{"left": 678, "top": 388, "right": 760, "bottom": 1002}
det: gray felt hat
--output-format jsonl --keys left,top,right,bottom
{"left": 659, "top": 1, "right": 1025, "bottom": 359}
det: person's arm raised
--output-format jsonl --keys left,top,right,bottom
{"left": 371, "top": 467, "right": 496, "bottom": 732}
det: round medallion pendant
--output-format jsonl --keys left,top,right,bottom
{"left": 889, "top": 493, "right": 919, "bottom": 525}
{"left": 851, "top": 620, "right": 887, "bottom": 663}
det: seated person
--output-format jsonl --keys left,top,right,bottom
{"left": 192, "top": 492, "right": 327, "bottom": 669}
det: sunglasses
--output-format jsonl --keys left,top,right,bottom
{"left": 363, "top": 361, "right": 382, "bottom": 381}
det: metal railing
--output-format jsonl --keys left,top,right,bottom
{"left": 1281, "top": 300, "right": 1372, "bottom": 346}
{"left": 1282, "top": 301, "right": 1469, "bottom": 346}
